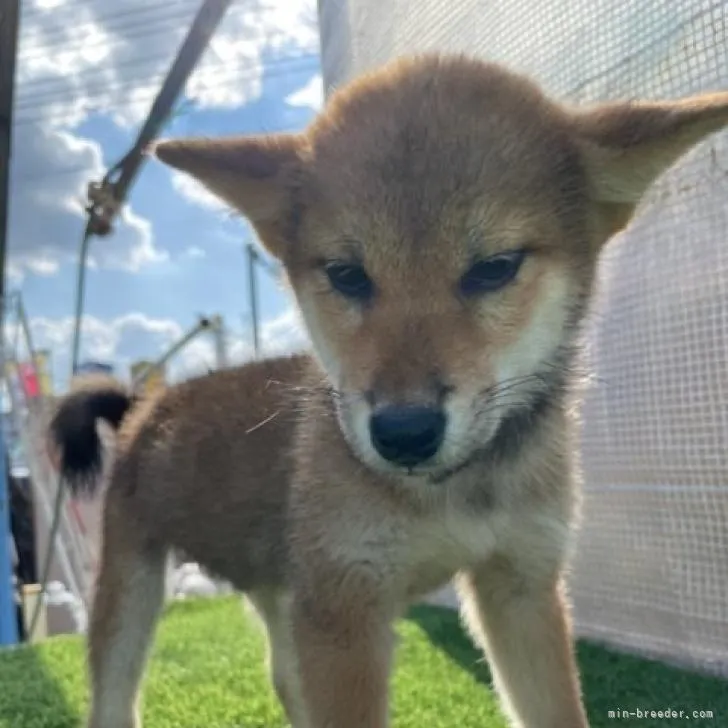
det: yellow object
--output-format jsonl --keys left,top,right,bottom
{"left": 34, "top": 349, "right": 53, "bottom": 396}
{"left": 22, "top": 584, "right": 47, "bottom": 643}
{"left": 131, "top": 360, "right": 166, "bottom": 397}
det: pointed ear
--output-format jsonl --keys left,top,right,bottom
{"left": 571, "top": 92, "right": 728, "bottom": 235}
{"left": 153, "top": 133, "right": 305, "bottom": 257}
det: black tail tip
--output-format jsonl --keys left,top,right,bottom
{"left": 48, "top": 379, "right": 132, "bottom": 497}
{"left": 48, "top": 417, "right": 104, "bottom": 497}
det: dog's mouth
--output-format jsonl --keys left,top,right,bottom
{"left": 332, "top": 375, "right": 560, "bottom": 485}
{"left": 426, "top": 456, "right": 475, "bottom": 485}
{"left": 331, "top": 394, "right": 491, "bottom": 483}
{"left": 355, "top": 442, "right": 489, "bottom": 486}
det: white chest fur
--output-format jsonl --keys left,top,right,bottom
{"left": 404, "top": 504, "right": 507, "bottom": 599}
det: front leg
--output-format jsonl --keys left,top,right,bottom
{"left": 290, "top": 574, "right": 395, "bottom": 728}
{"left": 457, "top": 559, "right": 589, "bottom": 728}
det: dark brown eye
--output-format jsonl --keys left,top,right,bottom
{"left": 325, "top": 262, "right": 374, "bottom": 301}
{"left": 459, "top": 250, "right": 526, "bottom": 296}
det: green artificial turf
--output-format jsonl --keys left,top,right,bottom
{"left": 0, "top": 597, "right": 725, "bottom": 727}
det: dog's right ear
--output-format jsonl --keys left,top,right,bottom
{"left": 154, "top": 133, "right": 305, "bottom": 258}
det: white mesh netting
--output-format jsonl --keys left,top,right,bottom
{"left": 318, "top": 0, "right": 728, "bottom": 675}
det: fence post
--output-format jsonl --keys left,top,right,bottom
{"left": 0, "top": 0, "right": 21, "bottom": 646}
{"left": 0, "top": 437, "right": 18, "bottom": 645}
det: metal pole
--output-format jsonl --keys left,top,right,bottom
{"left": 0, "top": 428, "right": 17, "bottom": 647}
{"left": 0, "top": 0, "right": 21, "bottom": 646}
{"left": 73, "top": 0, "right": 234, "bottom": 381}
{"left": 210, "top": 315, "right": 228, "bottom": 369}
{"left": 101, "top": 0, "right": 234, "bottom": 209}
{"left": 70, "top": 230, "right": 93, "bottom": 377}
{"left": 7, "top": 295, "right": 22, "bottom": 368}
{"left": 131, "top": 316, "right": 213, "bottom": 392}
{"left": 246, "top": 243, "right": 260, "bottom": 357}
{"left": 16, "top": 295, "right": 39, "bottom": 375}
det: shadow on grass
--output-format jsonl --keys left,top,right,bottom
{"left": 406, "top": 604, "right": 493, "bottom": 685}
{"left": 406, "top": 604, "right": 728, "bottom": 728}
{"left": 0, "top": 638, "right": 81, "bottom": 728}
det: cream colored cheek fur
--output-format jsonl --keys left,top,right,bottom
{"left": 493, "top": 271, "right": 570, "bottom": 395}
{"left": 295, "top": 293, "right": 385, "bottom": 469}
{"left": 436, "top": 271, "right": 570, "bottom": 464}
{"left": 295, "top": 294, "right": 344, "bottom": 387}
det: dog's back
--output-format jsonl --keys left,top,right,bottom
{"left": 49, "top": 353, "right": 313, "bottom": 588}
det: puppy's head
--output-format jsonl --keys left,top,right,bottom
{"left": 156, "top": 54, "right": 728, "bottom": 480}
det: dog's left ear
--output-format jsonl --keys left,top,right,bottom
{"left": 571, "top": 92, "right": 728, "bottom": 236}
{"left": 153, "top": 133, "right": 305, "bottom": 258}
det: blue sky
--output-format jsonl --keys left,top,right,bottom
{"left": 8, "top": 0, "right": 321, "bottom": 390}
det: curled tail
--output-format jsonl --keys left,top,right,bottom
{"left": 48, "top": 376, "right": 135, "bottom": 496}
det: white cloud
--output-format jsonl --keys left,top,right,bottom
{"left": 10, "top": 0, "right": 320, "bottom": 279}
{"left": 16, "top": 0, "right": 320, "bottom": 129}
{"left": 184, "top": 245, "right": 206, "bottom": 259}
{"left": 260, "top": 306, "right": 309, "bottom": 354}
{"left": 8, "top": 125, "right": 167, "bottom": 278}
{"left": 286, "top": 73, "right": 323, "bottom": 110}
{"left": 173, "top": 306, "right": 310, "bottom": 381}
{"left": 170, "top": 170, "right": 232, "bottom": 214}
{"left": 28, "top": 312, "right": 183, "bottom": 373}
{"left": 24, "top": 305, "right": 310, "bottom": 391}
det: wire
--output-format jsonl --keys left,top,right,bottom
{"left": 20, "top": 1, "right": 200, "bottom": 41}
{"left": 18, "top": 0, "right": 305, "bottom": 65}
{"left": 17, "top": 51, "right": 182, "bottom": 101}
{"left": 15, "top": 52, "right": 316, "bottom": 114}
{"left": 26, "top": 474, "right": 66, "bottom": 639}
{"left": 18, "top": 6, "right": 199, "bottom": 63}
{"left": 13, "top": 56, "right": 319, "bottom": 127}
{"left": 17, "top": 6, "right": 293, "bottom": 67}
{"left": 17, "top": 27, "right": 304, "bottom": 95}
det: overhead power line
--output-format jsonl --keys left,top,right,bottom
{"left": 18, "top": 5, "right": 200, "bottom": 62}
{"left": 15, "top": 51, "right": 317, "bottom": 113}
{"left": 20, "top": 0, "right": 200, "bottom": 32}
{"left": 13, "top": 56, "right": 319, "bottom": 128}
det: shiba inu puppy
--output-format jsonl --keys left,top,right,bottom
{"left": 49, "top": 53, "right": 728, "bottom": 728}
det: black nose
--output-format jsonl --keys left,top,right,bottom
{"left": 369, "top": 406, "right": 446, "bottom": 467}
